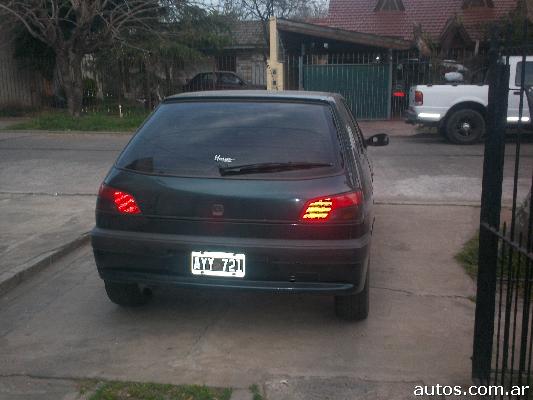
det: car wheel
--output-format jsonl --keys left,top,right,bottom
{"left": 445, "top": 109, "right": 485, "bottom": 145}
{"left": 104, "top": 281, "right": 150, "bottom": 307}
{"left": 334, "top": 271, "right": 369, "bottom": 321}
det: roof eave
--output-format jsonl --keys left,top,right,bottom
{"left": 440, "top": 18, "right": 475, "bottom": 48}
{"left": 276, "top": 18, "right": 412, "bottom": 50}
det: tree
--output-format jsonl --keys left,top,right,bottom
{"left": 92, "top": 3, "right": 231, "bottom": 109}
{"left": 481, "top": 1, "right": 533, "bottom": 47}
{"left": 213, "top": 0, "right": 328, "bottom": 60}
{"left": 528, "top": 0, "right": 533, "bottom": 23}
{"left": 0, "top": 0, "right": 162, "bottom": 116}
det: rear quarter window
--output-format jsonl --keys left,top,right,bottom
{"left": 116, "top": 100, "right": 341, "bottom": 179}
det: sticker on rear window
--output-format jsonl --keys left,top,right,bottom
{"left": 214, "top": 155, "right": 235, "bottom": 163}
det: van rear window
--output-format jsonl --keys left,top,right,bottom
{"left": 116, "top": 101, "right": 340, "bottom": 178}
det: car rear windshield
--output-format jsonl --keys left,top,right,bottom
{"left": 116, "top": 100, "right": 340, "bottom": 178}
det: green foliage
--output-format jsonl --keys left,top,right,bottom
{"left": 456, "top": 230, "right": 531, "bottom": 282}
{"left": 455, "top": 233, "right": 480, "bottom": 279}
{"left": 97, "top": 3, "right": 232, "bottom": 59}
{"left": 164, "top": 4, "right": 233, "bottom": 54}
{"left": 86, "top": 4, "right": 233, "bottom": 104}
{"left": 78, "top": 379, "right": 100, "bottom": 395}
{"left": 8, "top": 1, "right": 233, "bottom": 115}
{"left": 482, "top": 6, "right": 533, "bottom": 47}
{"left": 84, "top": 78, "right": 98, "bottom": 94}
{"left": 87, "top": 380, "right": 232, "bottom": 400}
{"left": 7, "top": 110, "right": 149, "bottom": 132}
{"left": 249, "top": 384, "right": 264, "bottom": 400}
{"left": 12, "top": 27, "right": 55, "bottom": 80}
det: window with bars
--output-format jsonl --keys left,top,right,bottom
{"left": 216, "top": 55, "right": 236, "bottom": 72}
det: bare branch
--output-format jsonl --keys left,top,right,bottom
{"left": 0, "top": 3, "right": 49, "bottom": 43}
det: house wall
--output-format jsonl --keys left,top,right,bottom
{"left": 0, "top": 32, "right": 45, "bottom": 109}
{"left": 236, "top": 53, "right": 267, "bottom": 86}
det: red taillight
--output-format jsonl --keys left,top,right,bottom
{"left": 414, "top": 90, "right": 423, "bottom": 106}
{"left": 393, "top": 90, "right": 406, "bottom": 98}
{"left": 98, "top": 185, "right": 141, "bottom": 215}
{"left": 300, "top": 191, "right": 363, "bottom": 223}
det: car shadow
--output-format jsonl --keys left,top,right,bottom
{"left": 128, "top": 286, "right": 342, "bottom": 324}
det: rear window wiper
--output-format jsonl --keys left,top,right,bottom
{"left": 219, "top": 162, "right": 333, "bottom": 176}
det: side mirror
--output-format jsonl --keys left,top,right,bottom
{"left": 366, "top": 133, "right": 389, "bottom": 147}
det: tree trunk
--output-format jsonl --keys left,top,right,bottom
{"left": 57, "top": 50, "right": 84, "bottom": 117}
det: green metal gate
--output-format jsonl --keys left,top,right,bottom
{"left": 303, "top": 64, "right": 390, "bottom": 120}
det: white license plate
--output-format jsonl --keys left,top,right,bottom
{"left": 191, "top": 251, "right": 245, "bottom": 278}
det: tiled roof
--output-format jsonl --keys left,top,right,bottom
{"left": 320, "top": 0, "right": 518, "bottom": 42}
{"left": 228, "top": 20, "right": 267, "bottom": 49}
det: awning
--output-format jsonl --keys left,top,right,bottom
{"left": 276, "top": 18, "right": 412, "bottom": 50}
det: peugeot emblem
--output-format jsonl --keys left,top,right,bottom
{"left": 212, "top": 204, "right": 224, "bottom": 217}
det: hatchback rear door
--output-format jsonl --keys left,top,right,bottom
{"left": 107, "top": 99, "right": 360, "bottom": 237}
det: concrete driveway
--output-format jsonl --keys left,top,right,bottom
{"left": 0, "top": 127, "right": 531, "bottom": 399}
{"left": 0, "top": 204, "right": 478, "bottom": 399}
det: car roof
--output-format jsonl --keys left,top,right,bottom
{"left": 165, "top": 90, "right": 340, "bottom": 103}
{"left": 194, "top": 71, "right": 237, "bottom": 75}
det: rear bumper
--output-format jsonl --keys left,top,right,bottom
{"left": 91, "top": 227, "right": 370, "bottom": 295}
{"left": 405, "top": 108, "right": 441, "bottom": 126}
{"left": 99, "top": 270, "right": 356, "bottom": 294}
{"left": 405, "top": 109, "right": 419, "bottom": 124}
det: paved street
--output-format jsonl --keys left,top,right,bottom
{"left": 0, "top": 128, "right": 532, "bottom": 399}
{"left": 1, "top": 130, "right": 531, "bottom": 204}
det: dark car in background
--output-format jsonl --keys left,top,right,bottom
{"left": 91, "top": 91, "right": 388, "bottom": 320}
{"left": 182, "top": 71, "right": 266, "bottom": 92}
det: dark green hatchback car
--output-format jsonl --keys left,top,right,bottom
{"left": 91, "top": 91, "right": 388, "bottom": 320}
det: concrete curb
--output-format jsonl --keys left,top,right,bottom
{"left": 0, "top": 233, "right": 90, "bottom": 296}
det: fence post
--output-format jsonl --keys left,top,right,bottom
{"left": 298, "top": 56, "right": 303, "bottom": 91}
{"left": 298, "top": 44, "right": 305, "bottom": 91}
{"left": 471, "top": 47, "right": 510, "bottom": 382}
{"left": 387, "top": 49, "right": 393, "bottom": 120}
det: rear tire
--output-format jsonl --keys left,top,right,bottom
{"left": 335, "top": 271, "right": 369, "bottom": 321}
{"left": 104, "top": 281, "right": 150, "bottom": 307}
{"left": 445, "top": 109, "right": 485, "bottom": 145}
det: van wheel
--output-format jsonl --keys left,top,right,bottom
{"left": 445, "top": 109, "right": 485, "bottom": 144}
{"left": 104, "top": 281, "right": 150, "bottom": 307}
{"left": 335, "top": 271, "right": 369, "bottom": 321}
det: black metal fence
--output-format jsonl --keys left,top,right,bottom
{"left": 81, "top": 54, "right": 265, "bottom": 113}
{"left": 283, "top": 48, "right": 488, "bottom": 119}
{"left": 0, "top": 53, "right": 266, "bottom": 115}
{"left": 2, "top": 45, "right": 488, "bottom": 120}
{"left": 472, "top": 18, "right": 533, "bottom": 399}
